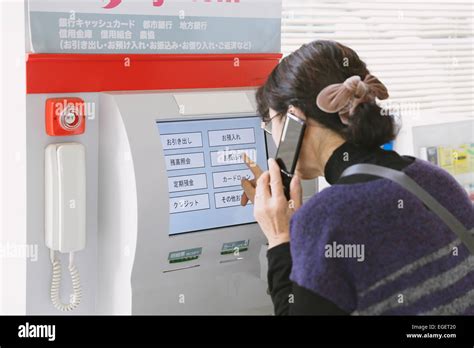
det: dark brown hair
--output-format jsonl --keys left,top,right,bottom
{"left": 256, "top": 40, "right": 397, "bottom": 149}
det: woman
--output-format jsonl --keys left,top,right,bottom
{"left": 240, "top": 40, "right": 474, "bottom": 315}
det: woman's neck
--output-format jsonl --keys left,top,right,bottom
{"left": 312, "top": 128, "right": 346, "bottom": 177}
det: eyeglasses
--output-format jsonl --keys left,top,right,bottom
{"left": 261, "top": 113, "right": 283, "bottom": 135}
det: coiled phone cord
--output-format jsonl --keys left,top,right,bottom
{"left": 50, "top": 250, "right": 82, "bottom": 312}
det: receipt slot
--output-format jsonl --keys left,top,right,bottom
{"left": 98, "top": 89, "right": 274, "bottom": 314}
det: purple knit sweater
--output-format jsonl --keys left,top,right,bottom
{"left": 290, "top": 159, "right": 474, "bottom": 315}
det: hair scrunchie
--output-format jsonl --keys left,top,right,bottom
{"left": 316, "top": 74, "right": 389, "bottom": 125}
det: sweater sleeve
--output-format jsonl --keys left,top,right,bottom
{"left": 267, "top": 242, "right": 348, "bottom": 315}
{"left": 288, "top": 190, "right": 359, "bottom": 314}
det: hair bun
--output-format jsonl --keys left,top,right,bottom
{"left": 345, "top": 102, "right": 397, "bottom": 149}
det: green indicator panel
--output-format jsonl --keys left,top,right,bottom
{"left": 168, "top": 247, "right": 203, "bottom": 264}
{"left": 221, "top": 240, "right": 250, "bottom": 255}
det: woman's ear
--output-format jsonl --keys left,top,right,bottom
{"left": 288, "top": 106, "right": 319, "bottom": 127}
{"left": 288, "top": 105, "right": 307, "bottom": 121}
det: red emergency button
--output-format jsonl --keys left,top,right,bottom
{"left": 45, "top": 98, "right": 86, "bottom": 136}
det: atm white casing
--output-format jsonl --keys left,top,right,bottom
{"left": 98, "top": 88, "right": 275, "bottom": 315}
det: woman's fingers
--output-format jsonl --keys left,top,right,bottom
{"left": 267, "top": 158, "right": 285, "bottom": 199}
{"left": 255, "top": 172, "right": 271, "bottom": 204}
{"left": 241, "top": 178, "right": 256, "bottom": 206}
{"left": 289, "top": 175, "right": 303, "bottom": 211}
{"left": 241, "top": 189, "right": 249, "bottom": 206}
{"left": 241, "top": 151, "right": 263, "bottom": 207}
{"left": 243, "top": 152, "right": 263, "bottom": 178}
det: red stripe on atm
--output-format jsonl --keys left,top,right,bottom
{"left": 26, "top": 53, "right": 282, "bottom": 94}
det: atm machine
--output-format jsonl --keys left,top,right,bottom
{"left": 98, "top": 89, "right": 274, "bottom": 314}
{"left": 2, "top": 0, "right": 315, "bottom": 315}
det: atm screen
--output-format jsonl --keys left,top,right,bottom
{"left": 157, "top": 116, "right": 268, "bottom": 235}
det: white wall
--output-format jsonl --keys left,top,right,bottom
{"left": 0, "top": 0, "right": 27, "bottom": 314}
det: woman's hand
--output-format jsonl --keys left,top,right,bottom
{"left": 240, "top": 153, "right": 263, "bottom": 206}
{"left": 241, "top": 156, "right": 303, "bottom": 249}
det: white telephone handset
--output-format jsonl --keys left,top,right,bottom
{"left": 45, "top": 143, "right": 86, "bottom": 312}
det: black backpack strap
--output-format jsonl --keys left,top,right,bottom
{"left": 340, "top": 163, "right": 474, "bottom": 254}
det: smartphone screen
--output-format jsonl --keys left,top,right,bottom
{"left": 275, "top": 113, "right": 306, "bottom": 198}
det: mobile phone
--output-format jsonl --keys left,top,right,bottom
{"left": 274, "top": 113, "right": 306, "bottom": 200}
